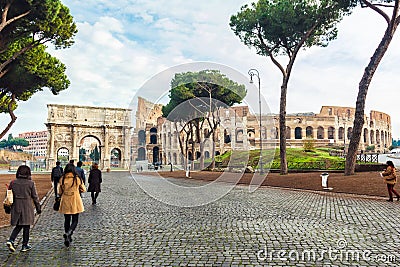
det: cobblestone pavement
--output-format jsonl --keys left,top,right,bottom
{"left": 1, "top": 171, "right": 400, "bottom": 266}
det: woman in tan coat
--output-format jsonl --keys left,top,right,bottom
{"left": 58, "top": 163, "right": 86, "bottom": 247}
{"left": 382, "top": 160, "right": 400, "bottom": 202}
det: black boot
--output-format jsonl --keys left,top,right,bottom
{"left": 63, "top": 230, "right": 73, "bottom": 247}
{"left": 63, "top": 233, "right": 70, "bottom": 247}
{"left": 67, "top": 230, "right": 73, "bottom": 243}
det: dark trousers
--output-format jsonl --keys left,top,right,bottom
{"left": 53, "top": 180, "right": 59, "bottom": 197}
{"left": 10, "top": 225, "right": 30, "bottom": 245}
{"left": 387, "top": 184, "right": 400, "bottom": 200}
{"left": 64, "top": 214, "right": 79, "bottom": 234}
{"left": 91, "top": 192, "right": 99, "bottom": 203}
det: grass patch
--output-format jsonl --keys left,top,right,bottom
{"left": 205, "top": 148, "right": 346, "bottom": 170}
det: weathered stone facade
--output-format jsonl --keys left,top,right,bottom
{"left": 46, "top": 104, "right": 132, "bottom": 170}
{"left": 131, "top": 97, "right": 164, "bottom": 169}
{"left": 132, "top": 98, "right": 392, "bottom": 167}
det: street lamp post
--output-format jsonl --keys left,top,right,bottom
{"left": 248, "top": 68, "right": 264, "bottom": 174}
{"left": 341, "top": 114, "right": 348, "bottom": 155}
{"left": 343, "top": 119, "right": 346, "bottom": 155}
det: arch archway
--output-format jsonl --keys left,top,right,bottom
{"left": 57, "top": 147, "right": 69, "bottom": 163}
{"left": 153, "top": 146, "right": 160, "bottom": 163}
{"left": 138, "top": 130, "right": 146, "bottom": 145}
{"left": 110, "top": 148, "right": 122, "bottom": 168}
{"left": 317, "top": 127, "right": 324, "bottom": 139}
{"left": 328, "top": 127, "right": 335, "bottom": 139}
{"left": 138, "top": 147, "right": 146, "bottom": 161}
{"left": 306, "top": 126, "right": 313, "bottom": 138}
{"left": 295, "top": 127, "right": 302, "bottom": 139}
{"left": 79, "top": 135, "right": 101, "bottom": 166}
{"left": 150, "top": 127, "right": 157, "bottom": 144}
{"left": 363, "top": 128, "right": 368, "bottom": 143}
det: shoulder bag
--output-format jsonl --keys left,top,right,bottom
{"left": 53, "top": 184, "right": 64, "bottom": 211}
{"left": 53, "top": 196, "right": 61, "bottom": 211}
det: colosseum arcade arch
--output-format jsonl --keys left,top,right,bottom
{"left": 46, "top": 104, "right": 132, "bottom": 170}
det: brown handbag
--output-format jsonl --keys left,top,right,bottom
{"left": 3, "top": 182, "right": 14, "bottom": 214}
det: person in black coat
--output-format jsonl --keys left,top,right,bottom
{"left": 6, "top": 166, "right": 41, "bottom": 252}
{"left": 51, "top": 161, "right": 63, "bottom": 197}
{"left": 88, "top": 163, "right": 102, "bottom": 205}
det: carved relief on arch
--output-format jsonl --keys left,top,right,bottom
{"left": 56, "top": 133, "right": 64, "bottom": 141}
{"left": 65, "top": 108, "right": 73, "bottom": 118}
{"left": 109, "top": 135, "right": 116, "bottom": 145}
{"left": 65, "top": 134, "right": 72, "bottom": 141}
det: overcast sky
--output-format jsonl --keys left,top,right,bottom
{"left": 1, "top": 1, "right": 400, "bottom": 139}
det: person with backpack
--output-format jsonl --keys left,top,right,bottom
{"left": 76, "top": 161, "right": 86, "bottom": 185}
{"left": 51, "top": 161, "right": 63, "bottom": 197}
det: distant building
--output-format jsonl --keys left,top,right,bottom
{"left": 18, "top": 131, "right": 48, "bottom": 160}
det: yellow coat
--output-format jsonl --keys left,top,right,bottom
{"left": 382, "top": 166, "right": 397, "bottom": 185}
{"left": 57, "top": 173, "right": 86, "bottom": 214}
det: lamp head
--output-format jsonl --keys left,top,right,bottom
{"left": 360, "top": 0, "right": 368, "bottom": 8}
{"left": 249, "top": 76, "right": 254, "bottom": 84}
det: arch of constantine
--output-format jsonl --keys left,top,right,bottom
{"left": 46, "top": 104, "right": 132, "bottom": 170}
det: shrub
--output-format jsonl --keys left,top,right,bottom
{"left": 303, "top": 138, "right": 315, "bottom": 152}
{"left": 366, "top": 145, "right": 375, "bottom": 152}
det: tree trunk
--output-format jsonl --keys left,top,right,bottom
{"left": 211, "top": 131, "right": 216, "bottom": 169}
{"left": 345, "top": 28, "right": 396, "bottom": 175}
{"left": 279, "top": 82, "right": 288, "bottom": 175}
{"left": 199, "top": 141, "right": 204, "bottom": 170}
{"left": 0, "top": 94, "right": 17, "bottom": 139}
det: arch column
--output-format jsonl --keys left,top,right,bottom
{"left": 334, "top": 126, "right": 339, "bottom": 143}
{"left": 290, "top": 128, "right": 295, "bottom": 140}
{"left": 71, "top": 126, "right": 78, "bottom": 163}
{"left": 301, "top": 128, "right": 306, "bottom": 139}
{"left": 123, "top": 127, "right": 130, "bottom": 169}
{"left": 324, "top": 128, "right": 329, "bottom": 140}
{"left": 47, "top": 124, "right": 56, "bottom": 170}
{"left": 103, "top": 125, "right": 110, "bottom": 170}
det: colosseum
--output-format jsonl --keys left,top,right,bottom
{"left": 132, "top": 97, "right": 391, "bottom": 168}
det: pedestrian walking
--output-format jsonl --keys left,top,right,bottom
{"left": 51, "top": 161, "right": 63, "bottom": 197}
{"left": 5, "top": 165, "right": 41, "bottom": 252}
{"left": 76, "top": 161, "right": 86, "bottom": 185}
{"left": 88, "top": 163, "right": 102, "bottom": 205}
{"left": 381, "top": 160, "right": 400, "bottom": 202}
{"left": 58, "top": 163, "right": 86, "bottom": 247}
